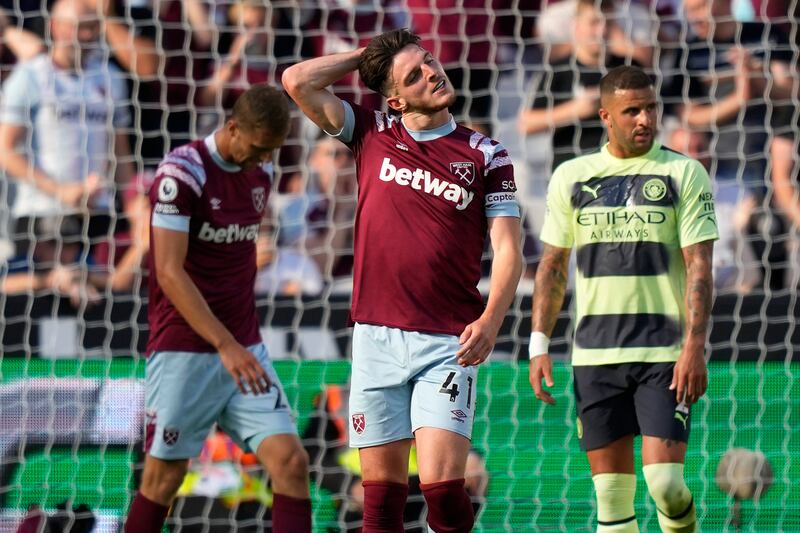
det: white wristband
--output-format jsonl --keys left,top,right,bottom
{"left": 529, "top": 332, "right": 550, "bottom": 360}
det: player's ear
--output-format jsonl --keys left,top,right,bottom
{"left": 598, "top": 107, "right": 611, "bottom": 128}
{"left": 226, "top": 118, "right": 240, "bottom": 138}
{"left": 386, "top": 95, "right": 406, "bottom": 113}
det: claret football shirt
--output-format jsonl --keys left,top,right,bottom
{"left": 146, "top": 134, "right": 271, "bottom": 354}
{"left": 333, "top": 101, "right": 519, "bottom": 336}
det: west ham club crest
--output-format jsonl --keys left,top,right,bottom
{"left": 352, "top": 413, "right": 366, "bottom": 434}
{"left": 163, "top": 426, "right": 180, "bottom": 446}
{"left": 450, "top": 162, "right": 475, "bottom": 185}
{"left": 252, "top": 187, "right": 266, "bottom": 213}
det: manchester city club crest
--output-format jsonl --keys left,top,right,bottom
{"left": 642, "top": 178, "right": 667, "bottom": 201}
{"left": 352, "top": 413, "right": 366, "bottom": 434}
{"left": 450, "top": 162, "right": 475, "bottom": 185}
{"left": 252, "top": 187, "right": 266, "bottom": 213}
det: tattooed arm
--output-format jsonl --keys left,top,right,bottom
{"left": 671, "top": 240, "right": 714, "bottom": 405}
{"left": 529, "top": 243, "right": 570, "bottom": 404}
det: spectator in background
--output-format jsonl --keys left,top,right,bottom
{"left": 198, "top": 0, "right": 276, "bottom": 132}
{"left": 132, "top": 0, "right": 213, "bottom": 167}
{"left": 406, "top": 0, "right": 531, "bottom": 135}
{"left": 0, "top": 0, "right": 134, "bottom": 261}
{"left": 665, "top": 0, "right": 793, "bottom": 187}
{"left": 1, "top": 215, "right": 102, "bottom": 308}
{"left": 306, "top": 135, "right": 357, "bottom": 280}
{"left": 520, "top": 0, "right": 638, "bottom": 172}
{"left": 199, "top": 1, "right": 314, "bottom": 173}
{"left": 769, "top": 107, "right": 800, "bottom": 289}
{"left": 306, "top": 0, "right": 405, "bottom": 111}
{"left": 92, "top": 170, "right": 154, "bottom": 293}
{"left": 664, "top": 120, "right": 762, "bottom": 292}
{"left": 255, "top": 170, "right": 326, "bottom": 297}
{"left": 535, "top": 0, "right": 655, "bottom": 67}
{"left": 1, "top": 178, "right": 150, "bottom": 304}
{"left": 0, "top": 8, "right": 46, "bottom": 260}
{"left": 83, "top": 0, "right": 158, "bottom": 79}
{"left": 664, "top": 0, "right": 794, "bottom": 290}
{"left": 255, "top": 135, "right": 358, "bottom": 295}
{"left": 0, "top": 8, "right": 45, "bottom": 76}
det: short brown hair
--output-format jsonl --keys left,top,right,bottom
{"left": 599, "top": 65, "right": 653, "bottom": 97}
{"left": 232, "top": 83, "right": 290, "bottom": 137}
{"left": 358, "top": 28, "right": 421, "bottom": 96}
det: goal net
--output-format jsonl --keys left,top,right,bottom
{"left": 0, "top": 0, "right": 798, "bottom": 531}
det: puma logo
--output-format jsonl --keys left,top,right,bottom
{"left": 581, "top": 184, "right": 601, "bottom": 199}
{"left": 674, "top": 411, "right": 688, "bottom": 430}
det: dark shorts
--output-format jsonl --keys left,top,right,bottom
{"left": 573, "top": 362, "right": 690, "bottom": 451}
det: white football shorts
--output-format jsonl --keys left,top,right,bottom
{"left": 144, "top": 343, "right": 296, "bottom": 460}
{"left": 349, "top": 323, "right": 478, "bottom": 448}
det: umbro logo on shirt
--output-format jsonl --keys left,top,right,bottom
{"left": 378, "top": 157, "right": 475, "bottom": 211}
{"left": 396, "top": 143, "right": 409, "bottom": 151}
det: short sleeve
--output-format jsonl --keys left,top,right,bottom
{"left": 0, "top": 63, "right": 39, "bottom": 126}
{"left": 341, "top": 101, "right": 399, "bottom": 156}
{"left": 150, "top": 154, "right": 204, "bottom": 232}
{"left": 677, "top": 160, "right": 719, "bottom": 247}
{"left": 483, "top": 141, "right": 520, "bottom": 218}
{"left": 327, "top": 100, "right": 355, "bottom": 143}
{"left": 539, "top": 165, "right": 574, "bottom": 248}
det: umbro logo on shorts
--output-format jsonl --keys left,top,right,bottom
{"left": 352, "top": 413, "right": 366, "bottom": 434}
{"left": 451, "top": 409, "right": 467, "bottom": 422}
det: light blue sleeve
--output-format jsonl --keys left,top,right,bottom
{"left": 0, "top": 63, "right": 39, "bottom": 125}
{"left": 486, "top": 198, "right": 521, "bottom": 218}
{"left": 326, "top": 100, "right": 355, "bottom": 144}
{"left": 152, "top": 214, "right": 190, "bottom": 232}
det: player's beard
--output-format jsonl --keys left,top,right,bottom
{"left": 407, "top": 92, "right": 457, "bottom": 115}
{"left": 431, "top": 92, "right": 457, "bottom": 113}
{"left": 630, "top": 128, "right": 656, "bottom": 154}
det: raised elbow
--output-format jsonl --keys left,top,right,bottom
{"left": 281, "top": 66, "right": 304, "bottom": 98}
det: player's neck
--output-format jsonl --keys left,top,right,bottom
{"left": 401, "top": 109, "right": 451, "bottom": 132}
{"left": 214, "top": 129, "right": 234, "bottom": 164}
{"left": 607, "top": 141, "right": 654, "bottom": 159}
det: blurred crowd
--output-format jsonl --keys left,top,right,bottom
{"left": 0, "top": 0, "right": 797, "bottom": 308}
